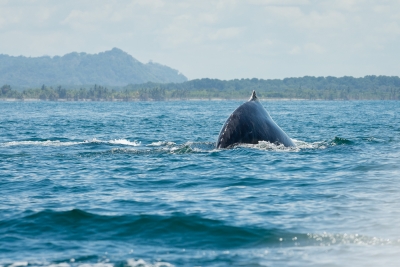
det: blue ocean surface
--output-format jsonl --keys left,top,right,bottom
{"left": 1, "top": 100, "right": 400, "bottom": 267}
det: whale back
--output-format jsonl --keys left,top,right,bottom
{"left": 216, "top": 92, "right": 295, "bottom": 148}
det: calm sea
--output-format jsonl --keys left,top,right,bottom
{"left": 1, "top": 100, "right": 400, "bottom": 267}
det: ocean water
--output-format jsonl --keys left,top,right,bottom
{"left": 1, "top": 100, "right": 400, "bottom": 267}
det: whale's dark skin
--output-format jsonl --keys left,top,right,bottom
{"left": 216, "top": 91, "right": 295, "bottom": 148}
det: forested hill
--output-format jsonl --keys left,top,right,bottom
{"left": 125, "top": 75, "right": 400, "bottom": 100}
{"left": 2, "top": 75, "right": 400, "bottom": 100}
{"left": 0, "top": 48, "right": 187, "bottom": 87}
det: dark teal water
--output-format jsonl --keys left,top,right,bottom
{"left": 1, "top": 100, "right": 400, "bottom": 267}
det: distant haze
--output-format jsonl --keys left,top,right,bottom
{"left": 0, "top": 48, "right": 187, "bottom": 87}
{"left": 0, "top": 1, "right": 399, "bottom": 80}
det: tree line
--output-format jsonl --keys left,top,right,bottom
{"left": 1, "top": 75, "right": 400, "bottom": 101}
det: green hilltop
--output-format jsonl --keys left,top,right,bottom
{"left": 0, "top": 48, "right": 187, "bottom": 87}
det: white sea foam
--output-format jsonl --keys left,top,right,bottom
{"left": 1, "top": 140, "right": 83, "bottom": 147}
{"left": 126, "top": 259, "right": 174, "bottom": 267}
{"left": 237, "top": 139, "right": 328, "bottom": 152}
{"left": 167, "top": 142, "right": 209, "bottom": 154}
{"left": 0, "top": 138, "right": 323, "bottom": 151}
{"left": 148, "top": 141, "right": 176, "bottom": 147}
{"left": 48, "top": 263, "right": 71, "bottom": 267}
{"left": 5, "top": 260, "right": 175, "bottom": 267}
{"left": 9, "top": 262, "right": 28, "bottom": 267}
{"left": 239, "top": 141, "right": 298, "bottom": 152}
{"left": 293, "top": 139, "right": 327, "bottom": 150}
{"left": 109, "top": 139, "right": 141, "bottom": 146}
{"left": 87, "top": 138, "right": 101, "bottom": 143}
{"left": 78, "top": 264, "right": 113, "bottom": 267}
{"left": 9, "top": 262, "right": 114, "bottom": 267}
{"left": 1, "top": 138, "right": 141, "bottom": 147}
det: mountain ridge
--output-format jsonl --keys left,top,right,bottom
{"left": 0, "top": 48, "right": 187, "bottom": 87}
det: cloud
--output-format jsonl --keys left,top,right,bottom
{"left": 304, "top": 43, "right": 325, "bottom": 54}
{"left": 289, "top": 46, "right": 301, "bottom": 55}
{"left": 132, "top": 0, "right": 165, "bottom": 8}
{"left": 208, "top": 27, "right": 244, "bottom": 40}
{"left": 249, "top": 0, "right": 310, "bottom": 6}
{"left": 198, "top": 13, "right": 219, "bottom": 24}
{"left": 324, "top": 0, "right": 364, "bottom": 11}
{"left": 288, "top": 43, "right": 324, "bottom": 55}
{"left": 0, "top": 0, "right": 399, "bottom": 79}
{"left": 61, "top": 9, "right": 106, "bottom": 29}
{"left": 263, "top": 6, "right": 346, "bottom": 31}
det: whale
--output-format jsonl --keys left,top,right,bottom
{"left": 216, "top": 91, "right": 295, "bottom": 148}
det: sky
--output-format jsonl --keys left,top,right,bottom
{"left": 0, "top": 0, "right": 399, "bottom": 80}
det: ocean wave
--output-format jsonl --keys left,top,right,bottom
{"left": 0, "top": 137, "right": 356, "bottom": 153}
{"left": 230, "top": 136, "right": 357, "bottom": 152}
{"left": 169, "top": 142, "right": 216, "bottom": 154}
{"left": 0, "top": 209, "right": 297, "bottom": 249}
{"left": 2, "top": 259, "right": 174, "bottom": 267}
{"left": 75, "top": 138, "right": 342, "bottom": 156}
{"left": 126, "top": 259, "right": 174, "bottom": 267}
{"left": 7, "top": 262, "right": 29, "bottom": 267}
{"left": 1, "top": 140, "right": 83, "bottom": 147}
{"left": 0, "top": 138, "right": 140, "bottom": 147}
{"left": 330, "top": 136, "right": 354, "bottom": 145}
{"left": 108, "top": 139, "right": 141, "bottom": 146}
{"left": 75, "top": 142, "right": 217, "bottom": 157}
{"left": 2, "top": 209, "right": 396, "bottom": 252}
{"left": 234, "top": 139, "right": 327, "bottom": 152}
{"left": 238, "top": 141, "right": 297, "bottom": 152}
{"left": 147, "top": 141, "right": 176, "bottom": 147}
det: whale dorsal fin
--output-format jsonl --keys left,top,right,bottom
{"left": 249, "top": 90, "right": 258, "bottom": 101}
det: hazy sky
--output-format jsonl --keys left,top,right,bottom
{"left": 1, "top": 0, "right": 399, "bottom": 80}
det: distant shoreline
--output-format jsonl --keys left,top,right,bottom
{"left": 0, "top": 97, "right": 392, "bottom": 102}
{"left": 2, "top": 75, "right": 400, "bottom": 101}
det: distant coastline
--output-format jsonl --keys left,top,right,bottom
{"left": 0, "top": 97, "right": 394, "bottom": 102}
{"left": 1, "top": 75, "right": 400, "bottom": 101}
